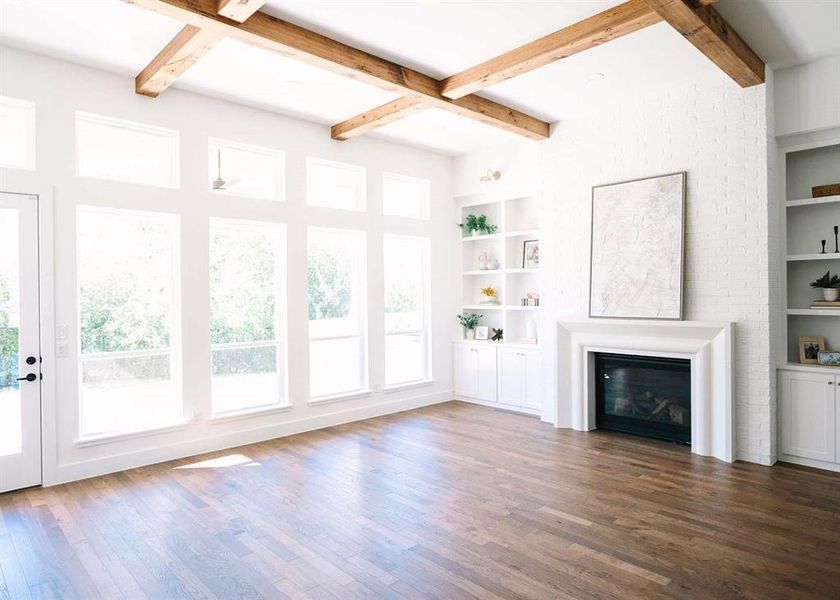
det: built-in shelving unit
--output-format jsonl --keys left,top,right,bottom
{"left": 455, "top": 190, "right": 540, "bottom": 347}
{"left": 783, "top": 142, "right": 840, "bottom": 364}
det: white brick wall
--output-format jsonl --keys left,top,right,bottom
{"left": 538, "top": 80, "right": 773, "bottom": 464}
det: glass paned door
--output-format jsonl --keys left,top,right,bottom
{"left": 0, "top": 192, "right": 41, "bottom": 492}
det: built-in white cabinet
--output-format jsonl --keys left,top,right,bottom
{"left": 453, "top": 343, "right": 497, "bottom": 402}
{"left": 453, "top": 342, "right": 540, "bottom": 415}
{"left": 498, "top": 348, "right": 541, "bottom": 411}
{"left": 779, "top": 369, "right": 838, "bottom": 466}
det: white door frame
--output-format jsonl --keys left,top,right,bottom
{"left": 0, "top": 184, "right": 55, "bottom": 491}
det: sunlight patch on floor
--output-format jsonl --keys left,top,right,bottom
{"left": 174, "top": 453, "right": 261, "bottom": 469}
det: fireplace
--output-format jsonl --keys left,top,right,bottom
{"left": 595, "top": 352, "right": 691, "bottom": 444}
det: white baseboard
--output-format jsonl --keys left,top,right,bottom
{"left": 453, "top": 395, "right": 540, "bottom": 417}
{"left": 44, "top": 390, "right": 452, "bottom": 487}
{"left": 778, "top": 454, "right": 840, "bottom": 473}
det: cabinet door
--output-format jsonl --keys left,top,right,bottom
{"left": 453, "top": 344, "right": 477, "bottom": 397}
{"left": 780, "top": 370, "right": 836, "bottom": 462}
{"left": 522, "top": 351, "right": 542, "bottom": 410}
{"left": 498, "top": 349, "right": 523, "bottom": 406}
{"left": 475, "top": 346, "right": 497, "bottom": 402}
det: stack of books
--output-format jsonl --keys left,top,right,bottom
{"left": 811, "top": 300, "right": 840, "bottom": 309}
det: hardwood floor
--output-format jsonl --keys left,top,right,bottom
{"left": 1, "top": 401, "right": 839, "bottom": 599}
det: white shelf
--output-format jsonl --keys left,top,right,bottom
{"left": 780, "top": 362, "right": 840, "bottom": 375}
{"left": 461, "top": 233, "right": 503, "bottom": 242}
{"left": 453, "top": 339, "right": 540, "bottom": 349}
{"left": 505, "top": 305, "right": 540, "bottom": 311}
{"left": 462, "top": 270, "right": 504, "bottom": 275}
{"left": 506, "top": 268, "right": 538, "bottom": 274}
{"left": 786, "top": 194, "right": 840, "bottom": 208}
{"left": 454, "top": 191, "right": 537, "bottom": 207}
{"left": 786, "top": 253, "right": 840, "bottom": 261}
{"left": 788, "top": 308, "right": 840, "bottom": 316}
{"left": 462, "top": 304, "right": 503, "bottom": 310}
{"left": 505, "top": 229, "right": 539, "bottom": 238}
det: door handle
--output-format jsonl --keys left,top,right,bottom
{"left": 16, "top": 373, "right": 37, "bottom": 382}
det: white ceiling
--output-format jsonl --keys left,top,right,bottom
{"left": 1, "top": 0, "right": 838, "bottom": 156}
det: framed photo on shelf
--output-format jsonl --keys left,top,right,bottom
{"left": 475, "top": 326, "right": 489, "bottom": 340}
{"left": 522, "top": 239, "right": 539, "bottom": 269}
{"left": 798, "top": 336, "right": 825, "bottom": 364}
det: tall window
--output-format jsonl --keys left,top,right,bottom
{"left": 384, "top": 235, "right": 431, "bottom": 386}
{"left": 76, "top": 112, "right": 179, "bottom": 188}
{"left": 383, "top": 173, "right": 430, "bottom": 220}
{"left": 308, "top": 227, "right": 367, "bottom": 399}
{"left": 208, "top": 138, "right": 285, "bottom": 201}
{"left": 77, "top": 207, "right": 181, "bottom": 437}
{"left": 0, "top": 96, "right": 35, "bottom": 170}
{"left": 210, "top": 219, "right": 286, "bottom": 414}
{"left": 306, "top": 157, "right": 366, "bottom": 211}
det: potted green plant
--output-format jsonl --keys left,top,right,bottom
{"left": 457, "top": 313, "right": 482, "bottom": 339}
{"left": 810, "top": 270, "right": 840, "bottom": 301}
{"left": 459, "top": 214, "right": 498, "bottom": 237}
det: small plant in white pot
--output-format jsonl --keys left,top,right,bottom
{"left": 459, "top": 214, "right": 498, "bottom": 237}
{"left": 810, "top": 270, "right": 840, "bottom": 301}
{"left": 457, "top": 313, "right": 482, "bottom": 339}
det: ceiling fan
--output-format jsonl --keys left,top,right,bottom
{"left": 211, "top": 149, "right": 241, "bottom": 191}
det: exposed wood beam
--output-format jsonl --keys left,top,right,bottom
{"left": 642, "top": 0, "right": 764, "bottom": 86}
{"left": 332, "top": 98, "right": 426, "bottom": 141}
{"left": 123, "top": 0, "right": 550, "bottom": 140}
{"left": 217, "top": 0, "right": 267, "bottom": 22}
{"left": 441, "top": 0, "right": 663, "bottom": 100}
{"left": 136, "top": 25, "right": 222, "bottom": 97}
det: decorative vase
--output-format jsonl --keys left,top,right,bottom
{"left": 487, "top": 258, "right": 500, "bottom": 270}
{"left": 471, "top": 230, "right": 481, "bottom": 237}
{"left": 824, "top": 288, "right": 839, "bottom": 301}
{"left": 465, "top": 328, "right": 475, "bottom": 340}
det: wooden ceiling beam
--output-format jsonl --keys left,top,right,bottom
{"left": 332, "top": 98, "right": 426, "bottom": 141}
{"left": 217, "top": 0, "right": 267, "bottom": 22}
{"left": 123, "top": 0, "right": 550, "bottom": 140}
{"left": 441, "top": 0, "right": 663, "bottom": 100}
{"left": 136, "top": 25, "right": 222, "bottom": 97}
{"left": 642, "top": 0, "right": 764, "bottom": 86}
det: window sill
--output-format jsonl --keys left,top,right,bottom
{"left": 75, "top": 419, "right": 190, "bottom": 448}
{"left": 308, "top": 389, "right": 371, "bottom": 406}
{"left": 384, "top": 379, "right": 435, "bottom": 393}
{"left": 209, "top": 403, "right": 292, "bottom": 424}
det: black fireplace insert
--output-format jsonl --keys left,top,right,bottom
{"left": 595, "top": 353, "right": 691, "bottom": 444}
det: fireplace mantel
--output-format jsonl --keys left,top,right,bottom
{"left": 556, "top": 319, "right": 734, "bottom": 462}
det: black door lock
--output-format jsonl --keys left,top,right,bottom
{"left": 16, "top": 373, "right": 37, "bottom": 382}
{"left": 25, "top": 356, "right": 37, "bottom": 365}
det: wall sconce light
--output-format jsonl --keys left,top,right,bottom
{"left": 480, "top": 169, "right": 501, "bottom": 182}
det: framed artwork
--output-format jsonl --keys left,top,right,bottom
{"left": 589, "top": 172, "right": 686, "bottom": 319}
{"left": 818, "top": 350, "right": 840, "bottom": 366}
{"left": 475, "top": 326, "right": 489, "bottom": 340}
{"left": 799, "top": 336, "right": 825, "bottom": 364}
{"left": 523, "top": 240, "right": 539, "bottom": 269}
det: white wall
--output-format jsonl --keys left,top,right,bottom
{"left": 454, "top": 79, "right": 775, "bottom": 464}
{"left": 0, "top": 46, "right": 458, "bottom": 485}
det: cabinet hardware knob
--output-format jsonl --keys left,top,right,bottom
{"left": 829, "top": 381, "right": 834, "bottom": 385}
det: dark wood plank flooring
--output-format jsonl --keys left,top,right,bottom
{"left": 1, "top": 401, "right": 838, "bottom": 599}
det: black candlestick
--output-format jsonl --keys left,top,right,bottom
{"left": 822, "top": 239, "right": 827, "bottom": 254}
{"left": 835, "top": 226, "right": 838, "bottom": 253}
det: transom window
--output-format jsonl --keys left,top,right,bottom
{"left": 383, "top": 172, "right": 430, "bottom": 220}
{"left": 0, "top": 96, "right": 36, "bottom": 171}
{"left": 75, "top": 112, "right": 179, "bottom": 188}
{"left": 306, "top": 157, "right": 366, "bottom": 211}
{"left": 208, "top": 138, "right": 285, "bottom": 201}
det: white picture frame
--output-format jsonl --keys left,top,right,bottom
{"left": 589, "top": 172, "right": 685, "bottom": 320}
{"left": 474, "top": 326, "right": 489, "bottom": 340}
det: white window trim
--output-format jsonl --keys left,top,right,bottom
{"left": 209, "top": 217, "right": 288, "bottom": 416}
{"left": 207, "top": 137, "right": 286, "bottom": 202}
{"left": 75, "top": 111, "right": 180, "bottom": 188}
{"left": 0, "top": 95, "right": 36, "bottom": 171}
{"left": 305, "top": 156, "right": 367, "bottom": 211}
{"left": 382, "top": 171, "right": 431, "bottom": 220}
{"left": 76, "top": 206, "right": 183, "bottom": 441}
{"left": 384, "top": 234, "right": 432, "bottom": 387}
